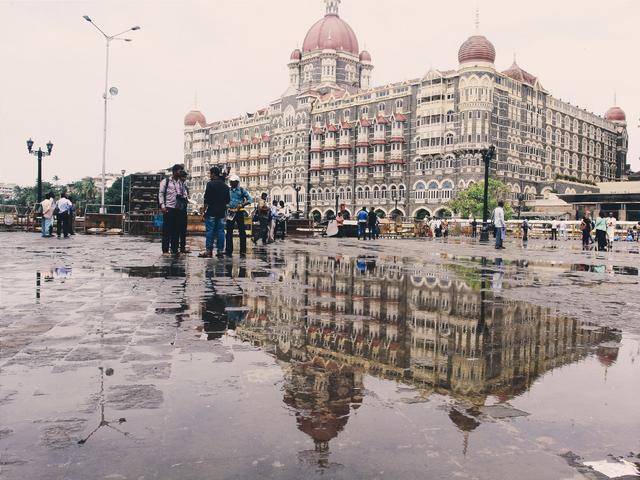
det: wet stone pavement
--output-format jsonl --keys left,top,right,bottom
{"left": 0, "top": 232, "right": 639, "bottom": 480}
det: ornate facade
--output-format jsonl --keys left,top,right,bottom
{"left": 183, "top": 0, "right": 629, "bottom": 220}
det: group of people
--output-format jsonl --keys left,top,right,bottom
{"left": 580, "top": 211, "right": 619, "bottom": 252}
{"left": 253, "top": 193, "right": 290, "bottom": 246}
{"left": 161, "top": 165, "right": 291, "bottom": 258}
{"left": 427, "top": 217, "right": 450, "bottom": 238}
{"left": 356, "top": 207, "right": 380, "bottom": 240}
{"left": 39, "top": 191, "right": 74, "bottom": 238}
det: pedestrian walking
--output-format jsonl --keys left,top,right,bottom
{"left": 357, "top": 207, "right": 368, "bottom": 240}
{"left": 225, "top": 175, "right": 253, "bottom": 256}
{"left": 606, "top": 213, "right": 616, "bottom": 252}
{"left": 471, "top": 217, "right": 478, "bottom": 238}
{"left": 367, "top": 207, "right": 378, "bottom": 240}
{"left": 522, "top": 218, "right": 530, "bottom": 242}
{"left": 199, "top": 167, "right": 230, "bottom": 258}
{"left": 442, "top": 219, "right": 449, "bottom": 238}
{"left": 494, "top": 200, "right": 506, "bottom": 249}
{"left": 159, "top": 164, "right": 188, "bottom": 255}
{"left": 56, "top": 193, "right": 72, "bottom": 238}
{"left": 550, "top": 218, "right": 558, "bottom": 241}
{"left": 178, "top": 169, "right": 190, "bottom": 254}
{"left": 253, "top": 193, "right": 271, "bottom": 245}
{"left": 594, "top": 212, "right": 608, "bottom": 252}
{"left": 40, "top": 192, "right": 55, "bottom": 238}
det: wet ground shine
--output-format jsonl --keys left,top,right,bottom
{"left": 1, "top": 232, "right": 639, "bottom": 479}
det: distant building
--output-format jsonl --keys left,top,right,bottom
{"left": 560, "top": 182, "right": 640, "bottom": 221}
{"left": 0, "top": 183, "right": 17, "bottom": 199}
{"left": 184, "top": 0, "right": 629, "bottom": 221}
{"left": 92, "top": 173, "right": 122, "bottom": 190}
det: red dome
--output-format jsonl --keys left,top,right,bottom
{"left": 604, "top": 106, "right": 626, "bottom": 122}
{"left": 290, "top": 48, "right": 302, "bottom": 61}
{"left": 458, "top": 35, "right": 496, "bottom": 64}
{"left": 302, "top": 14, "right": 359, "bottom": 55}
{"left": 184, "top": 110, "right": 206, "bottom": 127}
{"left": 359, "top": 50, "right": 371, "bottom": 62}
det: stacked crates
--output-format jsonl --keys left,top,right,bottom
{"left": 126, "top": 173, "right": 164, "bottom": 235}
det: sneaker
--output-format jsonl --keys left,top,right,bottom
{"left": 198, "top": 251, "right": 213, "bottom": 258}
{"left": 215, "top": 252, "right": 225, "bottom": 258}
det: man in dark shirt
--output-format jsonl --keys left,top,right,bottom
{"left": 199, "top": 167, "right": 230, "bottom": 258}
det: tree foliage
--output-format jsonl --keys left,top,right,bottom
{"left": 447, "top": 179, "right": 513, "bottom": 220}
{"left": 104, "top": 176, "right": 131, "bottom": 211}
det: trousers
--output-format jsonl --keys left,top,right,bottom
{"left": 226, "top": 211, "right": 247, "bottom": 254}
{"left": 205, "top": 216, "right": 225, "bottom": 253}
{"left": 162, "top": 208, "right": 181, "bottom": 254}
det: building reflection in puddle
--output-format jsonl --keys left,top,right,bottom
{"left": 227, "top": 251, "right": 620, "bottom": 463}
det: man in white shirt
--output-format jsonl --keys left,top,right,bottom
{"left": 56, "top": 193, "right": 73, "bottom": 238}
{"left": 40, "top": 192, "right": 55, "bottom": 238}
{"left": 559, "top": 220, "right": 568, "bottom": 240}
{"left": 494, "top": 200, "right": 506, "bottom": 249}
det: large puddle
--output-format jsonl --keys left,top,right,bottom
{"left": 1, "top": 237, "right": 639, "bottom": 479}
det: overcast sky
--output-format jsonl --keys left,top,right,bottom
{"left": 1, "top": 0, "right": 638, "bottom": 186}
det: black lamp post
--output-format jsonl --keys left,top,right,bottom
{"left": 479, "top": 145, "right": 495, "bottom": 242}
{"left": 293, "top": 183, "right": 301, "bottom": 219}
{"left": 27, "top": 138, "right": 54, "bottom": 203}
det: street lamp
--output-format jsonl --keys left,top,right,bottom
{"left": 517, "top": 193, "right": 525, "bottom": 219}
{"left": 479, "top": 145, "right": 496, "bottom": 242}
{"left": 27, "top": 138, "right": 54, "bottom": 203}
{"left": 83, "top": 15, "right": 140, "bottom": 213}
{"left": 293, "top": 183, "right": 301, "bottom": 218}
{"left": 120, "top": 169, "right": 126, "bottom": 213}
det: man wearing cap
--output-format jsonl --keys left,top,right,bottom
{"left": 159, "top": 164, "right": 188, "bottom": 255}
{"left": 199, "top": 167, "right": 230, "bottom": 258}
{"left": 226, "top": 175, "right": 253, "bottom": 255}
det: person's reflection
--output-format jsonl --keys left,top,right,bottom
{"left": 492, "top": 258, "right": 504, "bottom": 292}
{"left": 283, "top": 356, "right": 363, "bottom": 461}
{"left": 36, "top": 271, "right": 41, "bottom": 302}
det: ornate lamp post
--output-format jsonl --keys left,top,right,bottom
{"left": 479, "top": 145, "right": 496, "bottom": 242}
{"left": 26, "top": 138, "right": 53, "bottom": 203}
{"left": 83, "top": 15, "right": 140, "bottom": 213}
{"left": 120, "top": 169, "right": 126, "bottom": 213}
{"left": 293, "top": 183, "right": 301, "bottom": 218}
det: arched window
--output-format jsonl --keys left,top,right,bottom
{"left": 441, "top": 180, "right": 453, "bottom": 200}
{"left": 428, "top": 181, "right": 439, "bottom": 199}
{"left": 414, "top": 182, "right": 426, "bottom": 200}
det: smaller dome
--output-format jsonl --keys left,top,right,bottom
{"left": 290, "top": 48, "right": 302, "bottom": 61}
{"left": 184, "top": 110, "right": 206, "bottom": 127}
{"left": 359, "top": 50, "right": 371, "bottom": 62}
{"left": 458, "top": 35, "right": 496, "bottom": 64}
{"left": 604, "top": 106, "right": 626, "bottom": 122}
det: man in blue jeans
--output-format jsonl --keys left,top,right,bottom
{"left": 494, "top": 200, "right": 506, "bottom": 249}
{"left": 199, "top": 167, "right": 230, "bottom": 258}
{"left": 357, "top": 207, "right": 368, "bottom": 240}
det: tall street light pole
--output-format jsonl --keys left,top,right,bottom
{"left": 120, "top": 169, "right": 126, "bottom": 213}
{"left": 83, "top": 15, "right": 140, "bottom": 213}
{"left": 27, "top": 139, "right": 53, "bottom": 203}
{"left": 479, "top": 145, "right": 495, "bottom": 242}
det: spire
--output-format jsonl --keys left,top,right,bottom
{"left": 325, "top": 0, "right": 340, "bottom": 16}
{"left": 194, "top": 90, "right": 198, "bottom": 109}
{"left": 613, "top": 92, "right": 617, "bottom": 106}
{"left": 475, "top": 3, "right": 480, "bottom": 32}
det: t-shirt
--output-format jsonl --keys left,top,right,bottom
{"left": 41, "top": 199, "right": 54, "bottom": 218}
{"left": 357, "top": 210, "right": 368, "bottom": 222}
{"left": 57, "top": 197, "right": 72, "bottom": 214}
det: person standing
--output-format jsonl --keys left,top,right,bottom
{"left": 56, "top": 193, "right": 72, "bottom": 238}
{"left": 494, "top": 200, "right": 506, "bottom": 249}
{"left": 357, "top": 207, "right": 368, "bottom": 240}
{"left": 606, "top": 213, "right": 617, "bottom": 252}
{"left": 594, "top": 212, "right": 608, "bottom": 252}
{"left": 336, "top": 212, "right": 344, "bottom": 237}
{"left": 522, "top": 218, "right": 530, "bottom": 242}
{"left": 550, "top": 218, "right": 558, "bottom": 241}
{"left": 559, "top": 219, "right": 568, "bottom": 241}
{"left": 178, "top": 169, "right": 190, "bottom": 254}
{"left": 441, "top": 219, "right": 449, "bottom": 238}
{"left": 199, "top": 167, "right": 230, "bottom": 258}
{"left": 268, "top": 199, "right": 279, "bottom": 243}
{"left": 277, "top": 200, "right": 289, "bottom": 240}
{"left": 581, "top": 213, "right": 593, "bottom": 250}
{"left": 225, "top": 175, "right": 253, "bottom": 256}
{"left": 253, "top": 193, "right": 271, "bottom": 245}
{"left": 159, "top": 164, "right": 187, "bottom": 255}
{"left": 40, "top": 192, "right": 55, "bottom": 238}
{"left": 471, "top": 218, "right": 478, "bottom": 238}
{"left": 367, "top": 207, "right": 378, "bottom": 240}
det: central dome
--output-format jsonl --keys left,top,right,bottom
{"left": 458, "top": 35, "right": 496, "bottom": 64}
{"left": 302, "top": 7, "right": 359, "bottom": 54}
